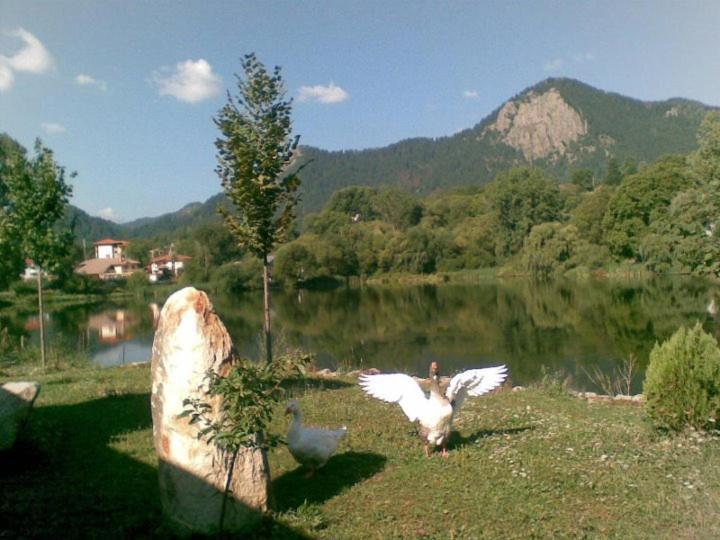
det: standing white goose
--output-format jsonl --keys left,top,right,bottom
{"left": 359, "top": 361, "right": 508, "bottom": 457}
{"left": 285, "top": 400, "right": 348, "bottom": 476}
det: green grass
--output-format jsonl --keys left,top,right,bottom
{"left": 2, "top": 364, "right": 720, "bottom": 538}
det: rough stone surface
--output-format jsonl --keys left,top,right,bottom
{"left": 0, "top": 381, "right": 40, "bottom": 451}
{"left": 486, "top": 88, "right": 587, "bottom": 161}
{"left": 151, "top": 287, "right": 269, "bottom": 536}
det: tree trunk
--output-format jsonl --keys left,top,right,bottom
{"left": 263, "top": 256, "right": 272, "bottom": 364}
{"left": 36, "top": 269, "right": 45, "bottom": 369}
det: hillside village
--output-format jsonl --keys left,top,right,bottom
{"left": 24, "top": 238, "right": 190, "bottom": 283}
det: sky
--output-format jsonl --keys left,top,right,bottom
{"left": 1, "top": 1, "right": 719, "bottom": 223}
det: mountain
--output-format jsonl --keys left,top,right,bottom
{"left": 66, "top": 78, "right": 716, "bottom": 240}
{"left": 295, "top": 78, "right": 713, "bottom": 211}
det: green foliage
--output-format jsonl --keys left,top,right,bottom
{"left": 569, "top": 186, "right": 613, "bottom": 245}
{"left": 604, "top": 157, "right": 623, "bottom": 186}
{"left": 324, "top": 186, "right": 379, "bottom": 221}
{"left": 205, "top": 256, "right": 263, "bottom": 294}
{"left": 274, "top": 234, "right": 340, "bottom": 284}
{"left": 520, "top": 223, "right": 581, "bottom": 277}
{"left": 296, "top": 79, "right": 710, "bottom": 213}
{"left": 214, "top": 53, "right": 300, "bottom": 261}
{"left": 126, "top": 271, "right": 150, "bottom": 293}
{"left": 181, "top": 352, "right": 313, "bottom": 451}
{"left": 642, "top": 188, "right": 720, "bottom": 275}
{"left": 570, "top": 168, "right": 594, "bottom": 191}
{"left": 0, "top": 140, "right": 74, "bottom": 277}
{"left": 485, "top": 168, "right": 564, "bottom": 257}
{"left": 644, "top": 323, "right": 720, "bottom": 432}
{"left": 689, "top": 111, "right": 720, "bottom": 184}
{"left": 374, "top": 187, "right": 423, "bottom": 229}
{"left": 180, "top": 223, "right": 244, "bottom": 283}
{"left": 602, "top": 156, "right": 692, "bottom": 259}
{"left": 53, "top": 274, "right": 106, "bottom": 295}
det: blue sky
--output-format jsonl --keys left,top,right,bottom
{"left": 1, "top": 1, "right": 719, "bottom": 222}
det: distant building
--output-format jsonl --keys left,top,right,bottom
{"left": 147, "top": 247, "right": 191, "bottom": 282}
{"left": 94, "top": 238, "right": 129, "bottom": 259}
{"left": 75, "top": 238, "right": 140, "bottom": 280}
{"left": 21, "top": 259, "right": 42, "bottom": 281}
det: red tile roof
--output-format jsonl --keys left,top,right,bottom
{"left": 93, "top": 238, "right": 129, "bottom": 246}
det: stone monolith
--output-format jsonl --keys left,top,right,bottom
{"left": 151, "top": 287, "right": 269, "bottom": 535}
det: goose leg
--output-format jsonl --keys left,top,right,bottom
{"left": 441, "top": 445, "right": 449, "bottom": 459}
{"left": 424, "top": 443, "right": 431, "bottom": 458}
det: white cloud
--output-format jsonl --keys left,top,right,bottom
{"left": 0, "top": 61, "right": 13, "bottom": 91}
{"left": 97, "top": 207, "right": 117, "bottom": 220}
{"left": 41, "top": 122, "right": 66, "bottom": 134}
{"left": 152, "top": 59, "right": 222, "bottom": 103}
{"left": 0, "top": 28, "right": 54, "bottom": 92}
{"left": 543, "top": 58, "right": 564, "bottom": 72}
{"left": 4, "top": 28, "right": 54, "bottom": 73}
{"left": 463, "top": 89, "right": 479, "bottom": 99}
{"left": 297, "top": 82, "right": 349, "bottom": 104}
{"left": 75, "top": 73, "right": 107, "bottom": 91}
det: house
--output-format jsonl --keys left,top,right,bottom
{"left": 76, "top": 257, "right": 141, "bottom": 280}
{"left": 21, "top": 259, "right": 42, "bottom": 282}
{"left": 147, "top": 249, "right": 191, "bottom": 282}
{"left": 94, "top": 238, "right": 129, "bottom": 259}
{"left": 75, "top": 238, "right": 140, "bottom": 280}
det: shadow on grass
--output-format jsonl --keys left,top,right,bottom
{"left": 0, "top": 392, "right": 310, "bottom": 538}
{"left": 447, "top": 425, "right": 535, "bottom": 451}
{"left": 0, "top": 392, "right": 159, "bottom": 537}
{"left": 273, "top": 451, "right": 387, "bottom": 512}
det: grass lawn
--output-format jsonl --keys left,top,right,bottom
{"left": 2, "top": 364, "right": 719, "bottom": 539}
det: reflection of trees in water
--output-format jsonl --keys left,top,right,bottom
{"left": 4, "top": 278, "right": 719, "bottom": 385}
{"left": 264, "top": 278, "right": 720, "bottom": 385}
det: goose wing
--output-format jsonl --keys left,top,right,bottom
{"left": 446, "top": 365, "right": 508, "bottom": 412}
{"left": 359, "top": 373, "right": 428, "bottom": 422}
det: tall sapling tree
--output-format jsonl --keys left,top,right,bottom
{"left": 214, "top": 53, "right": 303, "bottom": 364}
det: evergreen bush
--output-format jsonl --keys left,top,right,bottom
{"left": 644, "top": 323, "right": 720, "bottom": 432}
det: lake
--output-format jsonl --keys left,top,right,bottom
{"left": 3, "top": 277, "right": 720, "bottom": 392}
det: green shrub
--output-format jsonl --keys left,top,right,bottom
{"left": 57, "top": 274, "right": 106, "bottom": 295}
{"left": 207, "top": 256, "right": 263, "bottom": 294}
{"left": 9, "top": 280, "right": 38, "bottom": 296}
{"left": 644, "top": 323, "right": 720, "bottom": 432}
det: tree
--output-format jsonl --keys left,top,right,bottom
{"left": 520, "top": 222, "right": 581, "bottom": 277}
{"left": 484, "top": 167, "right": 564, "bottom": 258}
{"left": 374, "top": 187, "right": 423, "bottom": 229}
{"left": 214, "top": 53, "right": 301, "bottom": 364}
{"left": 570, "top": 168, "right": 594, "bottom": 191}
{"left": 569, "top": 185, "right": 613, "bottom": 245}
{"left": 0, "top": 140, "right": 73, "bottom": 366}
{"left": 0, "top": 136, "right": 26, "bottom": 290}
{"left": 602, "top": 155, "right": 692, "bottom": 259}
{"left": 690, "top": 111, "right": 720, "bottom": 184}
{"left": 604, "top": 157, "right": 623, "bottom": 186}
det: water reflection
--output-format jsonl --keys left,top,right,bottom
{"left": 2, "top": 277, "right": 719, "bottom": 392}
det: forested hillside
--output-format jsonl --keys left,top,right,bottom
{"left": 8, "top": 77, "right": 717, "bottom": 243}
{"left": 295, "top": 78, "right": 713, "bottom": 211}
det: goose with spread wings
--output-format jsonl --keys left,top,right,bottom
{"left": 359, "top": 362, "right": 508, "bottom": 457}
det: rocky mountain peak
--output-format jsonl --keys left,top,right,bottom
{"left": 485, "top": 88, "right": 588, "bottom": 161}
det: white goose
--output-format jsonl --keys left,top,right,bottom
{"left": 285, "top": 400, "right": 348, "bottom": 476}
{"left": 359, "top": 361, "right": 508, "bottom": 457}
